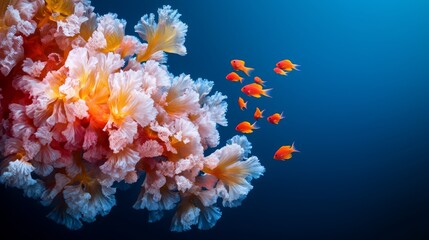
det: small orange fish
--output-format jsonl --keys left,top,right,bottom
{"left": 231, "top": 59, "right": 254, "bottom": 76}
{"left": 273, "top": 142, "right": 299, "bottom": 160}
{"left": 267, "top": 112, "right": 284, "bottom": 124}
{"left": 226, "top": 72, "right": 244, "bottom": 83}
{"left": 254, "top": 76, "right": 266, "bottom": 86}
{"left": 253, "top": 107, "right": 264, "bottom": 120}
{"left": 238, "top": 97, "right": 247, "bottom": 110}
{"left": 235, "top": 121, "right": 259, "bottom": 134}
{"left": 241, "top": 83, "right": 272, "bottom": 98}
{"left": 276, "top": 59, "right": 300, "bottom": 72}
{"left": 273, "top": 67, "right": 287, "bottom": 76}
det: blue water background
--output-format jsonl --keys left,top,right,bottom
{"left": 1, "top": 0, "right": 429, "bottom": 239}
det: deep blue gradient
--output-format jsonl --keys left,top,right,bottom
{"left": 1, "top": 0, "right": 429, "bottom": 239}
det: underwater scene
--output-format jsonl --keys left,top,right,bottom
{"left": 1, "top": 0, "right": 428, "bottom": 239}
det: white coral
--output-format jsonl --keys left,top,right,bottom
{"left": 135, "top": 5, "right": 188, "bottom": 61}
{"left": 0, "top": 2, "right": 266, "bottom": 233}
{"left": 100, "top": 147, "right": 141, "bottom": 181}
{"left": 0, "top": 159, "right": 37, "bottom": 188}
{"left": 205, "top": 142, "right": 265, "bottom": 207}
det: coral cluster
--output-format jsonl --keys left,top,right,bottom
{"left": 0, "top": 0, "right": 265, "bottom": 231}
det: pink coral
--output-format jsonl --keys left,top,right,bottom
{"left": 0, "top": 1, "right": 265, "bottom": 232}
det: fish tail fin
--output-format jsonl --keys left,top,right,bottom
{"left": 239, "top": 77, "right": 244, "bottom": 83}
{"left": 262, "top": 88, "right": 273, "bottom": 98}
{"left": 243, "top": 67, "right": 254, "bottom": 76}
{"left": 280, "top": 111, "right": 285, "bottom": 119}
{"left": 292, "top": 142, "right": 300, "bottom": 152}
{"left": 293, "top": 64, "right": 300, "bottom": 71}
{"left": 244, "top": 101, "right": 248, "bottom": 109}
{"left": 251, "top": 122, "right": 259, "bottom": 130}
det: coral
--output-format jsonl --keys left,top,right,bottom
{"left": 0, "top": 0, "right": 265, "bottom": 231}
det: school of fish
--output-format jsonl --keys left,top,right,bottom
{"left": 226, "top": 59, "right": 301, "bottom": 161}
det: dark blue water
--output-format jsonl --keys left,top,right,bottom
{"left": 1, "top": 0, "right": 429, "bottom": 239}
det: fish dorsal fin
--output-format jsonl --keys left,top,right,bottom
{"left": 280, "top": 146, "right": 289, "bottom": 151}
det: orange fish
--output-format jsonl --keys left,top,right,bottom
{"left": 267, "top": 112, "right": 284, "bottom": 124}
{"left": 238, "top": 97, "right": 247, "bottom": 110}
{"left": 231, "top": 59, "right": 254, "bottom": 76}
{"left": 253, "top": 107, "right": 264, "bottom": 120}
{"left": 235, "top": 121, "right": 259, "bottom": 134}
{"left": 254, "top": 76, "right": 266, "bottom": 86}
{"left": 226, "top": 72, "right": 244, "bottom": 83}
{"left": 276, "top": 59, "right": 300, "bottom": 72}
{"left": 241, "top": 83, "right": 272, "bottom": 98}
{"left": 273, "top": 67, "right": 287, "bottom": 76}
{"left": 273, "top": 142, "right": 300, "bottom": 160}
